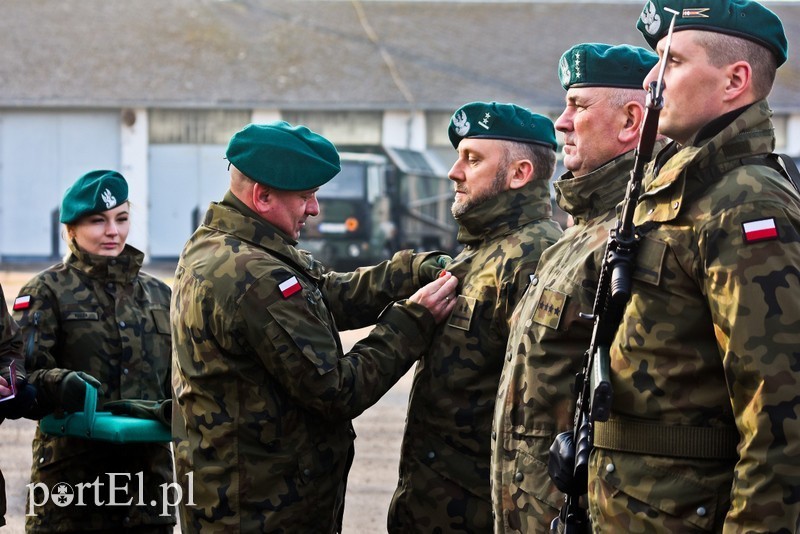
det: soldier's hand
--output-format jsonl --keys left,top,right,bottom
{"left": 418, "top": 254, "right": 453, "bottom": 283}
{"left": 0, "top": 375, "right": 11, "bottom": 398}
{"left": 0, "top": 379, "right": 37, "bottom": 420}
{"left": 409, "top": 271, "right": 458, "bottom": 323}
{"left": 104, "top": 399, "right": 172, "bottom": 426}
{"left": 59, "top": 371, "right": 101, "bottom": 412}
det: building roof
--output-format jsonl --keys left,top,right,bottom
{"left": 2, "top": 0, "right": 799, "bottom": 114}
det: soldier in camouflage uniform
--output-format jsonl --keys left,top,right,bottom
{"left": 387, "top": 102, "right": 562, "bottom": 532}
{"left": 588, "top": 1, "right": 800, "bottom": 531}
{"left": 0, "top": 282, "right": 36, "bottom": 527}
{"left": 490, "top": 44, "right": 658, "bottom": 532}
{"left": 13, "top": 170, "right": 175, "bottom": 533}
{"left": 171, "top": 121, "right": 457, "bottom": 533}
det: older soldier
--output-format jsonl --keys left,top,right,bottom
{"left": 388, "top": 102, "right": 562, "bottom": 532}
{"left": 588, "top": 1, "right": 800, "bottom": 531}
{"left": 171, "top": 121, "right": 457, "bottom": 533}
{"left": 491, "top": 44, "right": 658, "bottom": 532}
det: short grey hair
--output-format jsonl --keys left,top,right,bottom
{"left": 502, "top": 140, "right": 557, "bottom": 182}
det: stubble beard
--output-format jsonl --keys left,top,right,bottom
{"left": 451, "top": 165, "right": 508, "bottom": 219}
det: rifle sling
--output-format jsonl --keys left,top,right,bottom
{"left": 594, "top": 418, "right": 739, "bottom": 459}
{"left": 741, "top": 153, "right": 800, "bottom": 193}
{"left": 697, "top": 153, "right": 799, "bottom": 192}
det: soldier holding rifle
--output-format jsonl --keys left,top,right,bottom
{"left": 491, "top": 43, "right": 659, "bottom": 533}
{"left": 589, "top": 0, "right": 800, "bottom": 531}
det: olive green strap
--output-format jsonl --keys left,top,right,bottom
{"left": 594, "top": 418, "right": 739, "bottom": 459}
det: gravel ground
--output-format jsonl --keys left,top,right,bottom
{"left": 0, "top": 264, "right": 412, "bottom": 533}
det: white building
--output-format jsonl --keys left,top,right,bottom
{"left": 1, "top": 0, "right": 798, "bottom": 261}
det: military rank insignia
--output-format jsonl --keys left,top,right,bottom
{"left": 742, "top": 217, "right": 778, "bottom": 244}
{"left": 533, "top": 288, "right": 566, "bottom": 330}
{"left": 13, "top": 295, "right": 31, "bottom": 311}
{"left": 279, "top": 276, "right": 302, "bottom": 298}
{"left": 447, "top": 295, "right": 476, "bottom": 331}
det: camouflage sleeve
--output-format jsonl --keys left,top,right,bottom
{"left": 0, "top": 284, "right": 23, "bottom": 381}
{"left": 12, "top": 280, "right": 71, "bottom": 415}
{"left": 240, "top": 273, "right": 436, "bottom": 420}
{"left": 322, "top": 249, "right": 442, "bottom": 330}
{"left": 142, "top": 276, "right": 173, "bottom": 401}
{"left": 698, "top": 199, "right": 800, "bottom": 530}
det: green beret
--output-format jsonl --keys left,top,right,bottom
{"left": 60, "top": 170, "right": 128, "bottom": 224}
{"left": 637, "top": 0, "right": 787, "bottom": 67}
{"left": 225, "top": 122, "right": 341, "bottom": 191}
{"left": 448, "top": 102, "right": 557, "bottom": 150}
{"left": 559, "top": 43, "right": 658, "bottom": 90}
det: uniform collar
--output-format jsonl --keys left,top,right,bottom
{"left": 637, "top": 100, "right": 775, "bottom": 224}
{"left": 206, "top": 191, "right": 320, "bottom": 276}
{"left": 455, "top": 179, "right": 552, "bottom": 245}
{"left": 555, "top": 149, "right": 636, "bottom": 225}
{"left": 67, "top": 240, "right": 144, "bottom": 284}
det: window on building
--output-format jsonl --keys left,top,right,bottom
{"left": 149, "top": 109, "right": 251, "bottom": 144}
{"left": 282, "top": 111, "right": 382, "bottom": 145}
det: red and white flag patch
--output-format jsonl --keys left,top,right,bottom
{"left": 279, "top": 276, "right": 302, "bottom": 298}
{"left": 742, "top": 218, "right": 778, "bottom": 244}
{"left": 13, "top": 295, "right": 31, "bottom": 311}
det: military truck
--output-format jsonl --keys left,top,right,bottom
{"left": 299, "top": 149, "right": 458, "bottom": 271}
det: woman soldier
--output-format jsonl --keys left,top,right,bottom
{"left": 13, "top": 170, "right": 174, "bottom": 533}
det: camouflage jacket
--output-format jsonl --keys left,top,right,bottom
{"left": 171, "top": 192, "right": 440, "bottom": 533}
{"left": 491, "top": 149, "right": 639, "bottom": 533}
{"left": 0, "top": 283, "right": 24, "bottom": 526}
{"left": 14, "top": 242, "right": 174, "bottom": 532}
{"left": 0, "top": 283, "right": 23, "bottom": 378}
{"left": 0, "top": 281, "right": 24, "bottom": 405}
{"left": 388, "top": 180, "right": 562, "bottom": 532}
{"left": 589, "top": 101, "right": 800, "bottom": 532}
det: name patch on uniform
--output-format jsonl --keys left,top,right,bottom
{"left": 532, "top": 288, "right": 567, "bottom": 330}
{"left": 447, "top": 295, "right": 476, "bottom": 331}
{"left": 13, "top": 295, "right": 31, "bottom": 311}
{"left": 632, "top": 236, "right": 666, "bottom": 287}
{"left": 279, "top": 276, "right": 302, "bottom": 298}
{"left": 64, "top": 311, "right": 99, "bottom": 321}
{"left": 742, "top": 218, "right": 778, "bottom": 244}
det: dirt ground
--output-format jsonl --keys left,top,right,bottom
{"left": 0, "top": 264, "right": 412, "bottom": 533}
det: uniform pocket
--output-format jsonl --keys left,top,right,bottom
{"left": 265, "top": 297, "right": 340, "bottom": 376}
{"left": 417, "top": 431, "right": 487, "bottom": 499}
{"left": 510, "top": 428, "right": 563, "bottom": 512}
{"left": 593, "top": 448, "right": 725, "bottom": 531}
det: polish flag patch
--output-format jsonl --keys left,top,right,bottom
{"left": 13, "top": 295, "right": 31, "bottom": 311}
{"left": 742, "top": 218, "right": 778, "bottom": 244}
{"left": 279, "top": 276, "right": 302, "bottom": 298}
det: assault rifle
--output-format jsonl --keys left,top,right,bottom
{"left": 546, "top": 9, "right": 679, "bottom": 534}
